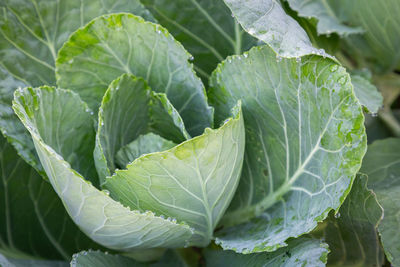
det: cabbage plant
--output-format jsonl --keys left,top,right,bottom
{"left": 0, "top": 0, "right": 399, "bottom": 266}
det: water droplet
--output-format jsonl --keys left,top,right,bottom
{"left": 90, "top": 111, "right": 94, "bottom": 115}
{"left": 115, "top": 86, "right": 119, "bottom": 91}
{"left": 244, "top": 53, "right": 248, "bottom": 58}
{"left": 171, "top": 218, "right": 177, "bottom": 223}
{"left": 228, "top": 58, "right": 232, "bottom": 63}
{"left": 329, "top": 65, "right": 338, "bottom": 72}
{"left": 295, "top": 57, "right": 301, "bottom": 63}
{"left": 231, "top": 13, "right": 234, "bottom": 17}
{"left": 276, "top": 55, "right": 282, "bottom": 62}
{"left": 337, "top": 76, "right": 347, "bottom": 85}
{"left": 104, "top": 251, "right": 109, "bottom": 255}
{"left": 189, "top": 56, "right": 194, "bottom": 61}
{"left": 68, "top": 59, "right": 74, "bottom": 64}
{"left": 85, "top": 108, "right": 90, "bottom": 113}
{"left": 157, "top": 30, "right": 161, "bottom": 34}
{"left": 102, "top": 189, "right": 110, "bottom": 196}
{"left": 160, "top": 215, "right": 165, "bottom": 219}
{"left": 371, "top": 113, "right": 378, "bottom": 117}
{"left": 334, "top": 212, "right": 341, "bottom": 218}
{"left": 248, "top": 28, "right": 255, "bottom": 35}
{"left": 101, "top": 121, "right": 104, "bottom": 126}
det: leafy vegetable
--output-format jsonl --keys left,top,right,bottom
{"left": 1, "top": 0, "right": 400, "bottom": 265}
{"left": 210, "top": 45, "right": 366, "bottom": 253}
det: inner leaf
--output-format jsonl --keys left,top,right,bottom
{"left": 115, "top": 133, "right": 176, "bottom": 169}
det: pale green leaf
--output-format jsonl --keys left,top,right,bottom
{"left": 11, "top": 86, "right": 98, "bottom": 186}
{"left": 322, "top": 174, "right": 384, "bottom": 267}
{"left": 56, "top": 13, "right": 212, "bottom": 136}
{"left": 115, "top": 133, "right": 176, "bottom": 169}
{"left": 13, "top": 87, "right": 194, "bottom": 251}
{"left": 141, "top": 0, "right": 257, "bottom": 81}
{"left": 0, "top": 0, "right": 154, "bottom": 171}
{"left": 205, "top": 238, "right": 329, "bottom": 267}
{"left": 351, "top": 73, "right": 383, "bottom": 114}
{"left": 209, "top": 45, "right": 366, "bottom": 253}
{"left": 104, "top": 103, "right": 245, "bottom": 246}
{"left": 286, "top": 0, "right": 364, "bottom": 36}
{"left": 0, "top": 134, "right": 98, "bottom": 260}
{"left": 287, "top": 0, "right": 400, "bottom": 73}
{"left": 222, "top": 0, "right": 332, "bottom": 58}
{"left": 93, "top": 74, "right": 189, "bottom": 184}
{"left": 70, "top": 250, "right": 184, "bottom": 267}
{"left": 360, "top": 138, "right": 400, "bottom": 266}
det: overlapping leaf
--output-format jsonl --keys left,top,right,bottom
{"left": 93, "top": 74, "right": 189, "bottom": 183}
{"left": 287, "top": 0, "right": 400, "bottom": 73}
{"left": 204, "top": 238, "right": 329, "bottom": 267}
{"left": 286, "top": 0, "right": 363, "bottom": 36}
{"left": 361, "top": 138, "right": 400, "bottom": 266}
{"left": 222, "top": 0, "right": 332, "bottom": 59}
{"left": 104, "top": 102, "right": 245, "bottom": 246}
{"left": 209, "top": 45, "right": 366, "bottom": 253}
{"left": 141, "top": 0, "right": 257, "bottom": 81}
{"left": 71, "top": 250, "right": 184, "bottom": 267}
{"left": 12, "top": 87, "right": 194, "bottom": 250}
{"left": 0, "top": 0, "right": 154, "bottom": 171}
{"left": 0, "top": 134, "right": 98, "bottom": 260}
{"left": 56, "top": 13, "right": 212, "bottom": 136}
{"left": 321, "top": 174, "right": 384, "bottom": 266}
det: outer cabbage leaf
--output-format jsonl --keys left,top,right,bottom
{"left": 204, "top": 238, "right": 329, "bottom": 267}
{"left": 350, "top": 73, "right": 383, "bottom": 114}
{"left": 286, "top": 0, "right": 363, "bottom": 36}
{"left": 222, "top": 0, "right": 332, "bottom": 59}
{"left": 13, "top": 87, "right": 194, "bottom": 251}
{"left": 104, "top": 102, "right": 245, "bottom": 246}
{"left": 56, "top": 13, "right": 212, "bottom": 136}
{"left": 321, "top": 174, "right": 384, "bottom": 266}
{"left": 209, "top": 45, "right": 366, "bottom": 253}
{"left": 287, "top": 0, "right": 400, "bottom": 73}
{"left": 93, "top": 74, "right": 189, "bottom": 183}
{"left": 71, "top": 250, "right": 184, "bottom": 267}
{"left": 141, "top": 0, "right": 257, "bottom": 81}
{"left": 0, "top": 134, "right": 98, "bottom": 260}
{"left": 360, "top": 138, "right": 400, "bottom": 266}
{"left": 0, "top": 0, "right": 154, "bottom": 172}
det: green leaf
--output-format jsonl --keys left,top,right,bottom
{"left": 12, "top": 86, "right": 98, "bottom": 186}
{"left": 0, "top": 67, "right": 44, "bottom": 175}
{"left": 0, "top": 253, "right": 67, "bottom": 267}
{"left": 322, "top": 174, "right": 384, "bottom": 267}
{"left": 141, "top": 0, "right": 257, "bottom": 81}
{"left": 287, "top": 0, "right": 400, "bottom": 73}
{"left": 222, "top": 0, "right": 331, "bottom": 59}
{"left": 351, "top": 73, "right": 383, "bottom": 114}
{"left": 70, "top": 250, "right": 184, "bottom": 267}
{"left": 0, "top": 0, "right": 154, "bottom": 172}
{"left": 209, "top": 45, "right": 366, "bottom": 253}
{"left": 56, "top": 13, "right": 212, "bottom": 136}
{"left": 0, "top": 134, "right": 99, "bottom": 261}
{"left": 115, "top": 133, "right": 176, "bottom": 169}
{"left": 94, "top": 74, "right": 189, "bottom": 183}
{"left": 204, "top": 237, "right": 329, "bottom": 267}
{"left": 104, "top": 102, "right": 245, "bottom": 247}
{"left": 286, "top": 0, "right": 364, "bottom": 36}
{"left": 13, "top": 87, "right": 194, "bottom": 251}
{"left": 360, "top": 138, "right": 400, "bottom": 266}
